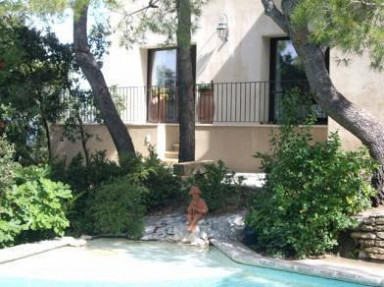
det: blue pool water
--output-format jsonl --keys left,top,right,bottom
{"left": 0, "top": 240, "right": 371, "bottom": 287}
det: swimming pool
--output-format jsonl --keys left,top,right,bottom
{"left": 0, "top": 239, "right": 371, "bottom": 287}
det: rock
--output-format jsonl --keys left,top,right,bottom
{"left": 375, "top": 240, "right": 384, "bottom": 247}
{"left": 141, "top": 210, "right": 246, "bottom": 247}
{"left": 358, "top": 251, "right": 369, "bottom": 260}
{"left": 366, "top": 253, "right": 384, "bottom": 261}
{"left": 360, "top": 224, "right": 375, "bottom": 232}
{"left": 375, "top": 217, "right": 384, "bottom": 225}
{"left": 377, "top": 232, "right": 384, "bottom": 240}
{"left": 362, "top": 217, "right": 376, "bottom": 225}
{"left": 364, "top": 247, "right": 384, "bottom": 254}
{"left": 351, "top": 232, "right": 376, "bottom": 239}
{"left": 375, "top": 225, "right": 384, "bottom": 231}
{"left": 359, "top": 240, "right": 375, "bottom": 247}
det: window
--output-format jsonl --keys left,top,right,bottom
{"left": 269, "top": 38, "right": 328, "bottom": 124}
{"left": 148, "top": 48, "right": 177, "bottom": 87}
{"left": 147, "top": 46, "right": 196, "bottom": 123}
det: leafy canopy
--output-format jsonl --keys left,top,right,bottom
{"left": 292, "top": 0, "right": 384, "bottom": 69}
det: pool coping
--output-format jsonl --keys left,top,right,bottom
{"left": 210, "top": 239, "right": 384, "bottom": 287}
{"left": 0, "top": 237, "right": 86, "bottom": 265}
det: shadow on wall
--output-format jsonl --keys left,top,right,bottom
{"left": 196, "top": 32, "right": 216, "bottom": 80}
{"left": 195, "top": 10, "right": 286, "bottom": 171}
{"left": 50, "top": 125, "right": 119, "bottom": 165}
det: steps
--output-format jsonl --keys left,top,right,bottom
{"left": 163, "top": 143, "right": 179, "bottom": 164}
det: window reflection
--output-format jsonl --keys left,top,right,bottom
{"left": 271, "top": 38, "right": 327, "bottom": 124}
{"left": 149, "top": 49, "right": 177, "bottom": 86}
{"left": 147, "top": 47, "right": 196, "bottom": 123}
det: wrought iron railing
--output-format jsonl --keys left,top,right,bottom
{"left": 62, "top": 81, "right": 327, "bottom": 125}
{"left": 113, "top": 81, "right": 327, "bottom": 125}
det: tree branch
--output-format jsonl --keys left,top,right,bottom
{"left": 261, "top": 0, "right": 288, "bottom": 33}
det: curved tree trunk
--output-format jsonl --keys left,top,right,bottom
{"left": 261, "top": 0, "right": 384, "bottom": 206}
{"left": 73, "top": 2, "right": 135, "bottom": 160}
{"left": 177, "top": 0, "right": 195, "bottom": 162}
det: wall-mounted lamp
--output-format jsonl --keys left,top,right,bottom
{"left": 217, "top": 14, "right": 228, "bottom": 42}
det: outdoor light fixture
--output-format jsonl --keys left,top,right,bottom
{"left": 217, "top": 14, "right": 228, "bottom": 42}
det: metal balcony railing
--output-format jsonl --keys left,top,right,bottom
{"left": 113, "top": 81, "right": 327, "bottom": 125}
{"left": 64, "top": 81, "right": 327, "bottom": 125}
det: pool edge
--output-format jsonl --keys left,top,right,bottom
{"left": 0, "top": 237, "right": 87, "bottom": 265}
{"left": 210, "top": 239, "right": 384, "bottom": 287}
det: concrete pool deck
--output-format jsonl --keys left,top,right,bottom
{"left": 0, "top": 237, "right": 383, "bottom": 286}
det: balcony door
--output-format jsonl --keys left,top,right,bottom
{"left": 269, "top": 38, "right": 328, "bottom": 123}
{"left": 147, "top": 46, "right": 196, "bottom": 123}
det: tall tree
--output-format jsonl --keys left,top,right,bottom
{"left": 0, "top": 18, "right": 72, "bottom": 164}
{"left": 73, "top": 1, "right": 136, "bottom": 159}
{"left": 261, "top": 0, "right": 384, "bottom": 206}
{"left": 1, "top": 0, "right": 137, "bottom": 160}
{"left": 177, "top": 0, "right": 195, "bottom": 162}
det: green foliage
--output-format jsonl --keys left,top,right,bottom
{"left": 0, "top": 136, "right": 20, "bottom": 192}
{"left": 197, "top": 83, "right": 213, "bottom": 93}
{"left": 191, "top": 160, "right": 244, "bottom": 213}
{"left": 0, "top": 164, "right": 72, "bottom": 248}
{"left": 246, "top": 94, "right": 376, "bottom": 258}
{"left": 0, "top": 18, "right": 72, "bottom": 164}
{"left": 0, "top": 137, "right": 21, "bottom": 247}
{"left": 51, "top": 147, "right": 183, "bottom": 234}
{"left": 292, "top": 0, "right": 384, "bottom": 69}
{"left": 120, "top": 0, "right": 209, "bottom": 48}
{"left": 85, "top": 178, "right": 145, "bottom": 238}
{"left": 138, "top": 147, "right": 183, "bottom": 212}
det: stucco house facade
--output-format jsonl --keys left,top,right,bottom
{"left": 52, "top": 0, "right": 383, "bottom": 172}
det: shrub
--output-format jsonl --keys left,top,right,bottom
{"left": 192, "top": 160, "right": 244, "bottom": 213}
{"left": 51, "top": 150, "right": 122, "bottom": 194}
{"left": 85, "top": 178, "right": 145, "bottom": 239}
{"left": 0, "top": 166, "right": 72, "bottom": 248}
{"left": 139, "top": 147, "right": 183, "bottom": 212}
{"left": 0, "top": 136, "right": 19, "bottom": 192}
{"left": 246, "top": 93, "right": 376, "bottom": 258}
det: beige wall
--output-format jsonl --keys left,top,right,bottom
{"left": 329, "top": 51, "right": 384, "bottom": 151}
{"left": 51, "top": 124, "right": 158, "bottom": 164}
{"left": 52, "top": 124, "right": 328, "bottom": 172}
{"left": 102, "top": 0, "right": 284, "bottom": 87}
{"left": 195, "top": 125, "right": 327, "bottom": 172}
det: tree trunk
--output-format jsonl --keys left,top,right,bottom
{"left": 73, "top": 2, "right": 135, "bottom": 160}
{"left": 262, "top": 0, "right": 384, "bottom": 206}
{"left": 41, "top": 115, "right": 52, "bottom": 162}
{"left": 177, "top": 0, "right": 195, "bottom": 162}
{"left": 75, "top": 113, "right": 90, "bottom": 167}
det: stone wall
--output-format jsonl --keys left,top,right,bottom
{"left": 351, "top": 211, "right": 384, "bottom": 261}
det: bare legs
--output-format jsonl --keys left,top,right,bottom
{"left": 188, "top": 213, "right": 205, "bottom": 232}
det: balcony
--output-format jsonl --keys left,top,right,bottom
{"left": 112, "top": 81, "right": 327, "bottom": 125}
{"left": 64, "top": 81, "right": 327, "bottom": 125}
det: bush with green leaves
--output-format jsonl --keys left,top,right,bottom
{"left": 52, "top": 147, "right": 183, "bottom": 216}
{"left": 0, "top": 165, "right": 72, "bottom": 248}
{"left": 0, "top": 136, "right": 19, "bottom": 192}
{"left": 191, "top": 160, "right": 244, "bottom": 213}
{"left": 138, "top": 147, "right": 183, "bottom": 212}
{"left": 85, "top": 178, "right": 145, "bottom": 239}
{"left": 246, "top": 94, "right": 376, "bottom": 258}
